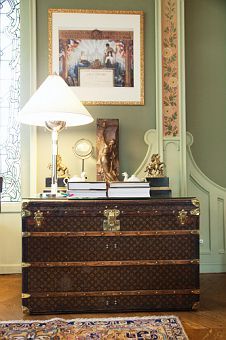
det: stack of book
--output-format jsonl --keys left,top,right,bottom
{"left": 108, "top": 181, "right": 150, "bottom": 198}
{"left": 67, "top": 181, "right": 107, "bottom": 198}
{"left": 146, "top": 177, "right": 172, "bottom": 197}
{"left": 43, "top": 177, "right": 67, "bottom": 193}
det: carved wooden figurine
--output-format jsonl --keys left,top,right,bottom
{"left": 96, "top": 119, "right": 119, "bottom": 182}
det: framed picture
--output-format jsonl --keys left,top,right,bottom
{"left": 48, "top": 9, "right": 144, "bottom": 105}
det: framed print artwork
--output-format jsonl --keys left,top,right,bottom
{"left": 48, "top": 9, "right": 144, "bottom": 105}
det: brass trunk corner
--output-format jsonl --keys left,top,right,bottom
{"left": 22, "top": 293, "right": 31, "bottom": 299}
{"left": 191, "top": 198, "right": 199, "bottom": 207}
{"left": 22, "top": 262, "right": 31, "bottom": 268}
{"left": 22, "top": 306, "right": 30, "bottom": 314}
{"left": 22, "top": 232, "right": 31, "bottom": 238}
{"left": 190, "top": 208, "right": 200, "bottom": 216}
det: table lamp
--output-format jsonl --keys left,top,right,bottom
{"left": 19, "top": 74, "right": 94, "bottom": 196}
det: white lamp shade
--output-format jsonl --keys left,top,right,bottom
{"left": 19, "top": 75, "right": 94, "bottom": 127}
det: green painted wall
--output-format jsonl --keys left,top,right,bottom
{"left": 185, "top": 0, "right": 226, "bottom": 188}
{"left": 35, "top": 0, "right": 155, "bottom": 189}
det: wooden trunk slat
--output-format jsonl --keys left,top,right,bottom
{"left": 23, "top": 289, "right": 200, "bottom": 298}
{"left": 22, "top": 230, "right": 199, "bottom": 237}
{"left": 23, "top": 260, "right": 199, "bottom": 267}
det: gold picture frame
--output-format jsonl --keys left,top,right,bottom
{"left": 48, "top": 8, "right": 144, "bottom": 105}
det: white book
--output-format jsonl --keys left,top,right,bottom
{"left": 68, "top": 181, "right": 106, "bottom": 190}
{"left": 108, "top": 187, "right": 150, "bottom": 198}
{"left": 68, "top": 189, "right": 107, "bottom": 198}
{"left": 110, "top": 181, "right": 149, "bottom": 188}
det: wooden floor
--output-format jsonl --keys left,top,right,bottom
{"left": 0, "top": 273, "right": 226, "bottom": 339}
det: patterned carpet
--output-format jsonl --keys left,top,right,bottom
{"left": 0, "top": 315, "right": 188, "bottom": 339}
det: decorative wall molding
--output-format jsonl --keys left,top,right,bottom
{"left": 155, "top": 0, "right": 163, "bottom": 158}
{"left": 163, "top": 138, "right": 180, "bottom": 196}
{"left": 187, "top": 132, "right": 226, "bottom": 272}
{"left": 134, "top": 129, "right": 158, "bottom": 178}
{"left": 156, "top": 0, "right": 187, "bottom": 196}
{"left": 161, "top": 0, "right": 179, "bottom": 137}
{"left": 138, "top": 0, "right": 187, "bottom": 197}
{"left": 135, "top": 129, "right": 226, "bottom": 273}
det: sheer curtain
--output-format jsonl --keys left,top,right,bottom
{"left": 0, "top": 0, "right": 20, "bottom": 201}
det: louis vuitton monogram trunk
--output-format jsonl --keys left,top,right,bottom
{"left": 22, "top": 198, "right": 200, "bottom": 314}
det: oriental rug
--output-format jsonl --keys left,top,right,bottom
{"left": 0, "top": 315, "right": 188, "bottom": 339}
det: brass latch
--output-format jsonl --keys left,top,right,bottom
{"left": 34, "top": 210, "right": 44, "bottom": 227}
{"left": 103, "top": 209, "right": 120, "bottom": 231}
{"left": 178, "top": 209, "right": 188, "bottom": 225}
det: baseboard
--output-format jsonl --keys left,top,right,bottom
{"left": 200, "top": 264, "right": 226, "bottom": 273}
{"left": 0, "top": 265, "right": 22, "bottom": 274}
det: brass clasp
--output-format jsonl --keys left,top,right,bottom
{"left": 178, "top": 209, "right": 188, "bottom": 225}
{"left": 34, "top": 210, "right": 44, "bottom": 227}
{"left": 103, "top": 209, "right": 120, "bottom": 231}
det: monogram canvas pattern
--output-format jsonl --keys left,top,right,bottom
{"left": 23, "top": 234, "right": 198, "bottom": 262}
{"left": 23, "top": 294, "right": 199, "bottom": 314}
{"left": 24, "top": 264, "right": 199, "bottom": 292}
{"left": 24, "top": 214, "right": 197, "bottom": 232}
{"left": 22, "top": 198, "right": 199, "bottom": 314}
{"left": 23, "top": 199, "right": 198, "bottom": 232}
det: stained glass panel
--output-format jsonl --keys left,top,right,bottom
{"left": 0, "top": 0, "right": 20, "bottom": 201}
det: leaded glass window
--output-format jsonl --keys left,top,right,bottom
{"left": 0, "top": 0, "right": 20, "bottom": 201}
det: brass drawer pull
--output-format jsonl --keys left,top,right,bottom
{"left": 103, "top": 209, "right": 120, "bottom": 231}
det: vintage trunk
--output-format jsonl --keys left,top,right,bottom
{"left": 21, "top": 198, "right": 200, "bottom": 314}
